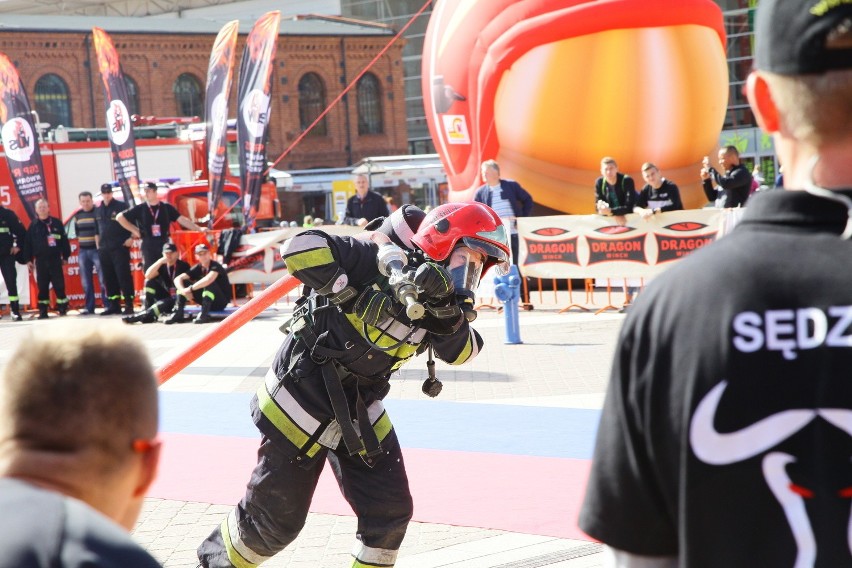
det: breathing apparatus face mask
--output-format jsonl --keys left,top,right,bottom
{"left": 446, "top": 244, "right": 487, "bottom": 294}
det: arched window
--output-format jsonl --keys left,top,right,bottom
{"left": 298, "top": 73, "right": 327, "bottom": 137}
{"left": 173, "top": 73, "right": 203, "bottom": 118}
{"left": 34, "top": 73, "right": 72, "bottom": 128}
{"left": 357, "top": 73, "right": 383, "bottom": 135}
{"left": 124, "top": 74, "right": 140, "bottom": 117}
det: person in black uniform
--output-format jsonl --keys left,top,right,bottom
{"left": 122, "top": 241, "right": 190, "bottom": 324}
{"left": 633, "top": 162, "right": 684, "bottom": 219}
{"left": 116, "top": 181, "right": 206, "bottom": 270}
{"left": 196, "top": 202, "right": 511, "bottom": 568}
{"left": 579, "top": 2, "right": 852, "bottom": 566}
{"left": 167, "top": 243, "right": 231, "bottom": 325}
{"left": 0, "top": 203, "right": 26, "bottom": 321}
{"left": 700, "top": 145, "right": 753, "bottom": 208}
{"left": 341, "top": 173, "right": 390, "bottom": 227}
{"left": 23, "top": 198, "right": 71, "bottom": 319}
{"left": 95, "top": 183, "right": 136, "bottom": 316}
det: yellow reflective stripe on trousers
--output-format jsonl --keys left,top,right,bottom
{"left": 256, "top": 384, "right": 322, "bottom": 458}
{"left": 220, "top": 513, "right": 259, "bottom": 568}
{"left": 351, "top": 539, "right": 398, "bottom": 567}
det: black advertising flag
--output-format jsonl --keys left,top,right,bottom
{"left": 236, "top": 11, "right": 280, "bottom": 230}
{"left": 205, "top": 19, "right": 239, "bottom": 227}
{"left": 92, "top": 27, "right": 138, "bottom": 206}
{"left": 0, "top": 52, "right": 48, "bottom": 221}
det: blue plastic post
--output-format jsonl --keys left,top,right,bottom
{"left": 493, "top": 265, "right": 522, "bottom": 344}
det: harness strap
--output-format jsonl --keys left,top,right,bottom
{"left": 297, "top": 322, "right": 383, "bottom": 460}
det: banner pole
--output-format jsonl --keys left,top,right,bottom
{"left": 156, "top": 274, "right": 300, "bottom": 385}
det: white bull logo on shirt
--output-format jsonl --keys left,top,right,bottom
{"left": 690, "top": 380, "right": 852, "bottom": 568}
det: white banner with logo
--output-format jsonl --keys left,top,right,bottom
{"left": 517, "top": 209, "right": 741, "bottom": 279}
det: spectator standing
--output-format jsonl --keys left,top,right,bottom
{"left": 633, "top": 162, "right": 684, "bottom": 219}
{"left": 0, "top": 202, "right": 26, "bottom": 321}
{"left": 751, "top": 164, "right": 766, "bottom": 193}
{"left": 595, "top": 157, "right": 639, "bottom": 226}
{"left": 23, "top": 199, "right": 70, "bottom": 319}
{"left": 342, "top": 173, "right": 390, "bottom": 227}
{"left": 72, "top": 191, "right": 103, "bottom": 315}
{"left": 117, "top": 182, "right": 205, "bottom": 270}
{"left": 167, "top": 243, "right": 231, "bottom": 325}
{"left": 95, "top": 183, "right": 135, "bottom": 316}
{"left": 700, "top": 146, "right": 753, "bottom": 208}
{"left": 579, "top": 1, "right": 852, "bottom": 566}
{"left": 474, "top": 159, "right": 534, "bottom": 306}
{"left": 0, "top": 322, "right": 161, "bottom": 567}
{"left": 122, "top": 242, "right": 190, "bottom": 324}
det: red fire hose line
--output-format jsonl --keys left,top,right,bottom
{"left": 155, "top": 274, "right": 301, "bottom": 385}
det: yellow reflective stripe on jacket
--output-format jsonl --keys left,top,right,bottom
{"left": 364, "top": 411, "right": 393, "bottom": 451}
{"left": 256, "top": 385, "right": 322, "bottom": 458}
{"left": 284, "top": 247, "right": 334, "bottom": 273}
{"left": 448, "top": 330, "right": 478, "bottom": 365}
{"left": 344, "top": 312, "right": 421, "bottom": 360}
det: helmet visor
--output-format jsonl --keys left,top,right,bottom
{"left": 447, "top": 245, "right": 487, "bottom": 292}
{"left": 461, "top": 236, "right": 510, "bottom": 276}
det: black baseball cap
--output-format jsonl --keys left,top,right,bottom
{"left": 100, "top": 183, "right": 113, "bottom": 193}
{"left": 162, "top": 243, "right": 177, "bottom": 253}
{"left": 755, "top": 0, "right": 852, "bottom": 75}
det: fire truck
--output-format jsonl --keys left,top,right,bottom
{"left": 0, "top": 116, "right": 279, "bottom": 311}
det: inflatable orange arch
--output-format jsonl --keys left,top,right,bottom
{"left": 423, "top": 0, "right": 728, "bottom": 213}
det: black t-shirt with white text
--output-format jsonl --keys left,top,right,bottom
{"left": 580, "top": 188, "right": 852, "bottom": 567}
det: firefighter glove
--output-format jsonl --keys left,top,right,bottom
{"left": 413, "top": 262, "right": 454, "bottom": 301}
{"left": 354, "top": 287, "right": 394, "bottom": 326}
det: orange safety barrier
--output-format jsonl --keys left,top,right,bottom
{"left": 156, "top": 274, "right": 301, "bottom": 385}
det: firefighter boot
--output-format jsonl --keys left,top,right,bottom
{"left": 57, "top": 301, "right": 68, "bottom": 316}
{"left": 164, "top": 296, "right": 190, "bottom": 325}
{"left": 38, "top": 304, "right": 49, "bottom": 320}
{"left": 100, "top": 299, "right": 121, "bottom": 316}
{"left": 194, "top": 296, "right": 213, "bottom": 324}
{"left": 122, "top": 306, "right": 158, "bottom": 324}
{"left": 123, "top": 297, "right": 135, "bottom": 315}
{"left": 10, "top": 301, "right": 22, "bottom": 322}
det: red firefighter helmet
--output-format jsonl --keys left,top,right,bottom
{"left": 410, "top": 202, "right": 511, "bottom": 277}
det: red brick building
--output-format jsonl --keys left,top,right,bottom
{"left": 0, "top": 14, "right": 408, "bottom": 171}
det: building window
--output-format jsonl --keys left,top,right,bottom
{"left": 357, "top": 73, "right": 383, "bottom": 135}
{"left": 298, "top": 72, "right": 327, "bottom": 136}
{"left": 173, "top": 73, "right": 203, "bottom": 117}
{"left": 125, "top": 74, "right": 140, "bottom": 116}
{"left": 33, "top": 73, "right": 72, "bottom": 128}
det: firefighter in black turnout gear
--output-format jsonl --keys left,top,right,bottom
{"left": 0, "top": 203, "right": 26, "bottom": 320}
{"left": 122, "top": 242, "right": 190, "bottom": 324}
{"left": 197, "top": 203, "right": 512, "bottom": 568}
{"left": 23, "top": 198, "right": 71, "bottom": 319}
{"left": 167, "top": 243, "right": 231, "bottom": 325}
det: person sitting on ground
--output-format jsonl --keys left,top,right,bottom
{"left": 123, "top": 242, "right": 190, "bottom": 324}
{"left": 166, "top": 243, "right": 232, "bottom": 325}
{"left": 0, "top": 322, "right": 161, "bottom": 566}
